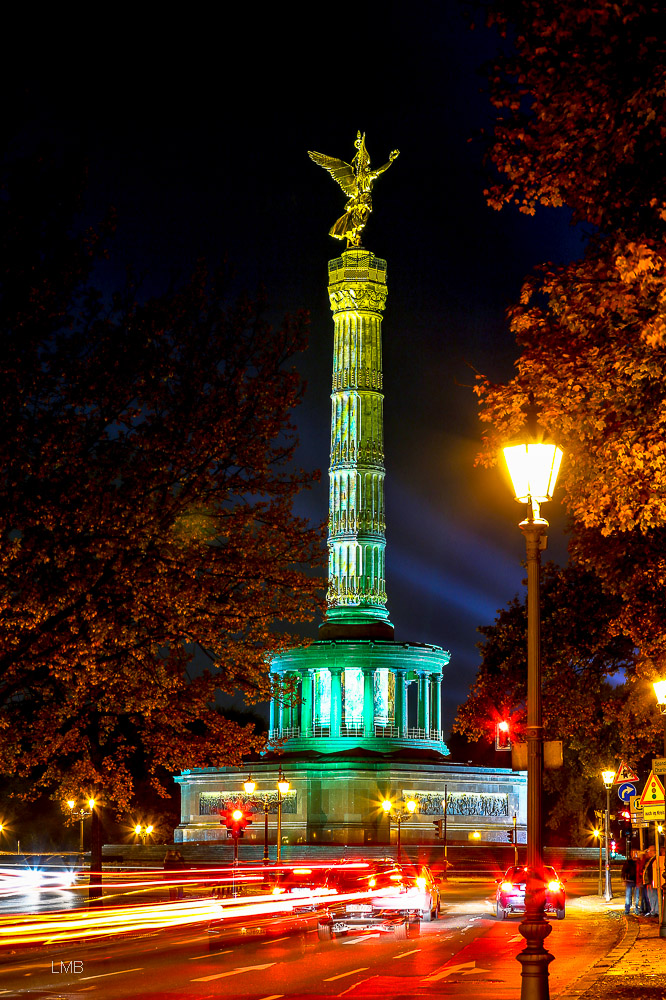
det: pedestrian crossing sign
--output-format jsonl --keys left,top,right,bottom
{"left": 638, "top": 771, "right": 666, "bottom": 808}
{"left": 613, "top": 761, "right": 639, "bottom": 784}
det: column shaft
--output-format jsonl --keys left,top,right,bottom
{"left": 363, "top": 668, "right": 374, "bottom": 736}
{"left": 330, "top": 668, "right": 342, "bottom": 737}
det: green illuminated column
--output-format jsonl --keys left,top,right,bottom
{"left": 319, "top": 248, "right": 394, "bottom": 640}
{"left": 433, "top": 675, "right": 442, "bottom": 735}
{"left": 363, "top": 668, "right": 374, "bottom": 737}
{"left": 301, "top": 669, "right": 313, "bottom": 737}
{"left": 395, "top": 668, "right": 407, "bottom": 736}
{"left": 330, "top": 666, "right": 343, "bottom": 737}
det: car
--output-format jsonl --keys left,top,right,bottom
{"left": 270, "top": 865, "right": 334, "bottom": 911}
{"left": 495, "top": 865, "right": 566, "bottom": 920}
{"left": 400, "top": 864, "right": 441, "bottom": 921}
{"left": 316, "top": 860, "right": 425, "bottom": 940}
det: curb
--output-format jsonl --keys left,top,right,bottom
{"left": 557, "top": 912, "right": 633, "bottom": 998}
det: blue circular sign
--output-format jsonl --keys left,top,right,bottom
{"left": 618, "top": 782, "right": 636, "bottom": 803}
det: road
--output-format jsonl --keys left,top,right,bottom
{"left": 0, "top": 878, "right": 623, "bottom": 999}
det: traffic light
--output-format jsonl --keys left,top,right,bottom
{"left": 433, "top": 819, "right": 443, "bottom": 839}
{"left": 220, "top": 805, "right": 253, "bottom": 839}
{"left": 495, "top": 720, "right": 511, "bottom": 751}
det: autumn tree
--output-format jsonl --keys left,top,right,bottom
{"left": 472, "top": 0, "right": 666, "bottom": 690}
{"left": 453, "top": 563, "right": 642, "bottom": 839}
{"left": 0, "top": 149, "right": 324, "bottom": 814}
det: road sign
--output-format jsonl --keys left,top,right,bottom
{"left": 614, "top": 761, "right": 639, "bottom": 784}
{"left": 638, "top": 772, "right": 666, "bottom": 808}
{"left": 652, "top": 757, "right": 666, "bottom": 776}
{"left": 617, "top": 782, "right": 636, "bottom": 803}
{"left": 643, "top": 804, "right": 665, "bottom": 821}
{"left": 629, "top": 795, "right": 648, "bottom": 828}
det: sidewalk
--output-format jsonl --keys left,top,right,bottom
{"left": 560, "top": 897, "right": 665, "bottom": 999}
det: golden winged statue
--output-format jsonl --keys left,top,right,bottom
{"left": 308, "top": 132, "right": 399, "bottom": 247}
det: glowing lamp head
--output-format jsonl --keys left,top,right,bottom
{"left": 602, "top": 770, "right": 615, "bottom": 789}
{"left": 382, "top": 799, "right": 392, "bottom": 813}
{"left": 406, "top": 799, "right": 417, "bottom": 814}
{"left": 134, "top": 825, "right": 142, "bottom": 834}
{"left": 67, "top": 800, "right": 76, "bottom": 810}
{"left": 243, "top": 777, "right": 256, "bottom": 794}
{"left": 146, "top": 825, "right": 153, "bottom": 834}
{"left": 653, "top": 679, "right": 666, "bottom": 712}
{"left": 498, "top": 720, "right": 509, "bottom": 732}
{"left": 472, "top": 830, "right": 481, "bottom": 840}
{"left": 88, "top": 799, "right": 96, "bottom": 810}
{"left": 503, "top": 441, "right": 563, "bottom": 506}
{"left": 593, "top": 829, "right": 600, "bottom": 839}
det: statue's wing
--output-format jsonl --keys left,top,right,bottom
{"left": 308, "top": 151, "right": 356, "bottom": 196}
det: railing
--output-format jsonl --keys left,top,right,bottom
{"left": 311, "top": 725, "right": 330, "bottom": 738}
{"left": 374, "top": 723, "right": 399, "bottom": 738}
{"left": 341, "top": 723, "right": 364, "bottom": 738}
{"left": 269, "top": 727, "right": 300, "bottom": 740}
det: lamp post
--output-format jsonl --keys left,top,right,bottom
{"left": 382, "top": 797, "right": 417, "bottom": 861}
{"left": 134, "top": 823, "right": 154, "bottom": 846}
{"left": 651, "top": 682, "right": 666, "bottom": 937}
{"left": 503, "top": 409, "right": 563, "bottom": 1000}
{"left": 67, "top": 798, "right": 95, "bottom": 858}
{"left": 653, "top": 680, "right": 666, "bottom": 756}
{"left": 601, "top": 770, "right": 615, "bottom": 902}
{"left": 276, "top": 767, "right": 290, "bottom": 863}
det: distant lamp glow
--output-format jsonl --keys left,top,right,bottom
{"left": 602, "top": 770, "right": 615, "bottom": 789}
{"left": 134, "top": 825, "right": 142, "bottom": 835}
{"left": 146, "top": 825, "right": 153, "bottom": 834}
{"left": 243, "top": 776, "right": 256, "bottom": 795}
{"left": 382, "top": 799, "right": 391, "bottom": 813}
{"left": 67, "top": 800, "right": 75, "bottom": 810}
{"left": 88, "top": 799, "right": 96, "bottom": 810}
{"left": 472, "top": 830, "right": 481, "bottom": 840}
{"left": 653, "top": 680, "right": 666, "bottom": 713}
{"left": 277, "top": 774, "right": 290, "bottom": 796}
{"left": 406, "top": 799, "right": 417, "bottom": 814}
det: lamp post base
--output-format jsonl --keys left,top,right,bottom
{"left": 517, "top": 916, "right": 554, "bottom": 1000}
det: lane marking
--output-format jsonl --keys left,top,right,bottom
{"left": 80, "top": 967, "right": 144, "bottom": 982}
{"left": 339, "top": 979, "right": 372, "bottom": 996}
{"left": 324, "top": 967, "right": 369, "bottom": 982}
{"left": 258, "top": 995, "right": 284, "bottom": 999}
{"left": 188, "top": 950, "right": 232, "bottom": 959}
{"left": 192, "top": 962, "right": 276, "bottom": 982}
{"left": 393, "top": 948, "right": 421, "bottom": 958}
{"left": 259, "top": 935, "right": 290, "bottom": 945}
{"left": 423, "top": 961, "right": 491, "bottom": 982}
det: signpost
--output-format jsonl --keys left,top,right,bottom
{"left": 614, "top": 761, "right": 639, "bottom": 784}
{"left": 617, "top": 782, "right": 636, "bottom": 804}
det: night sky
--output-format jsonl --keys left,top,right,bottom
{"left": 10, "top": 5, "right": 585, "bottom": 737}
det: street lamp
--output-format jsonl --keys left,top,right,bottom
{"left": 503, "top": 408, "right": 563, "bottom": 1000}
{"left": 134, "top": 823, "right": 154, "bottom": 845}
{"left": 276, "top": 767, "right": 290, "bottom": 863}
{"left": 67, "top": 798, "right": 95, "bottom": 858}
{"left": 601, "top": 770, "right": 615, "bottom": 902}
{"left": 382, "top": 797, "right": 417, "bottom": 861}
{"left": 653, "top": 680, "right": 666, "bottom": 755}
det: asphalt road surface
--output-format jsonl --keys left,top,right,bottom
{"left": 0, "top": 879, "right": 624, "bottom": 1000}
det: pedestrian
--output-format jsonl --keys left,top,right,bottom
{"left": 634, "top": 848, "right": 649, "bottom": 915}
{"left": 643, "top": 846, "right": 657, "bottom": 916}
{"left": 621, "top": 851, "right": 637, "bottom": 915}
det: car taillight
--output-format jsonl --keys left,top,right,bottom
{"left": 501, "top": 881, "right": 514, "bottom": 892}
{"left": 368, "top": 877, "right": 376, "bottom": 888}
{"left": 547, "top": 880, "right": 563, "bottom": 892}
{"left": 272, "top": 887, "right": 285, "bottom": 895}
{"left": 416, "top": 877, "right": 426, "bottom": 890}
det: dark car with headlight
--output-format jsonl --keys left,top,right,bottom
{"left": 495, "top": 864, "right": 565, "bottom": 920}
{"left": 317, "top": 860, "right": 424, "bottom": 940}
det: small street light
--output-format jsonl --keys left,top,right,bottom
{"left": 601, "top": 770, "right": 615, "bottom": 902}
{"left": 382, "top": 797, "right": 417, "bottom": 861}
{"left": 134, "top": 823, "right": 154, "bottom": 845}
{"left": 503, "top": 402, "right": 562, "bottom": 1000}
{"left": 66, "top": 798, "right": 95, "bottom": 858}
{"left": 276, "top": 767, "right": 290, "bottom": 863}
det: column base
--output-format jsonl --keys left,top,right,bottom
{"left": 319, "top": 606, "right": 394, "bottom": 640}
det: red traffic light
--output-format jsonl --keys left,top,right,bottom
{"left": 495, "top": 720, "right": 511, "bottom": 751}
{"left": 220, "top": 804, "right": 253, "bottom": 838}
